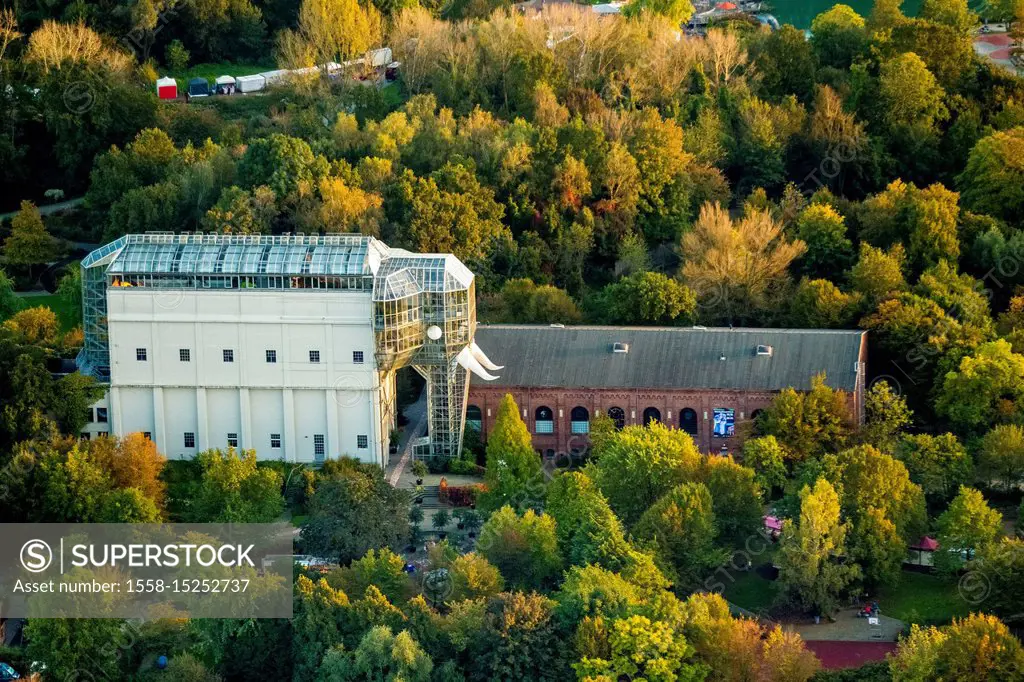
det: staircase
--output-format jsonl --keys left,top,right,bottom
{"left": 412, "top": 485, "right": 446, "bottom": 510}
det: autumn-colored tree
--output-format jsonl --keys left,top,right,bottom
{"left": 85, "top": 432, "right": 166, "bottom": 507}
{"left": 4, "top": 201, "right": 60, "bottom": 278}
{"left": 2, "top": 307, "right": 60, "bottom": 346}
{"left": 756, "top": 374, "right": 852, "bottom": 460}
{"left": 681, "top": 203, "right": 805, "bottom": 324}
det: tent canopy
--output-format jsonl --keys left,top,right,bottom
{"left": 156, "top": 76, "right": 176, "bottom": 87}
{"left": 188, "top": 78, "right": 210, "bottom": 95}
{"left": 911, "top": 536, "right": 939, "bottom": 551}
{"left": 215, "top": 75, "right": 236, "bottom": 85}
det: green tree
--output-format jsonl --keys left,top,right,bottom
{"left": 574, "top": 615, "right": 706, "bottom": 682}
{"left": 481, "top": 394, "right": 543, "bottom": 511}
{"left": 754, "top": 24, "right": 817, "bottom": 103}
{"left": 794, "top": 203, "right": 854, "bottom": 279}
{"left": 849, "top": 242, "right": 907, "bottom": 307}
{"left": 700, "top": 456, "right": 764, "bottom": 543}
{"left": 0, "top": 268, "right": 20, "bottom": 320}
{"left": 4, "top": 201, "right": 59, "bottom": 278}
{"left": 860, "top": 380, "right": 912, "bottom": 452}
{"left": 336, "top": 548, "right": 413, "bottom": 605}
{"left": 165, "top": 38, "right": 190, "bottom": 71}
{"left": 934, "top": 486, "right": 1002, "bottom": 573}
{"left": 756, "top": 374, "right": 852, "bottom": 460}
{"left": 777, "top": 478, "right": 860, "bottom": 616}
{"left": 622, "top": 0, "right": 695, "bottom": 23}
{"left": 469, "top": 592, "right": 568, "bottom": 682}
{"left": 957, "top": 127, "right": 1024, "bottom": 226}
{"left": 346, "top": 626, "right": 433, "bottom": 682}
{"left": 787, "top": 278, "right": 863, "bottom": 329}
{"left": 877, "top": 52, "right": 947, "bottom": 132}
{"left": 189, "top": 448, "right": 284, "bottom": 523}
{"left": 894, "top": 433, "right": 972, "bottom": 507}
{"left": 596, "top": 271, "right": 697, "bottom": 326}
{"left": 449, "top": 553, "right": 504, "bottom": 601}
{"left": 935, "top": 340, "right": 1024, "bottom": 435}
{"left": 477, "top": 506, "right": 561, "bottom": 590}
{"left": 810, "top": 4, "right": 868, "bottom": 69}
{"left": 977, "top": 424, "right": 1024, "bottom": 493}
{"left": 56, "top": 266, "right": 82, "bottom": 324}
{"left": 742, "top": 435, "right": 789, "bottom": 495}
{"left": 25, "top": 618, "right": 131, "bottom": 682}
{"left": 634, "top": 482, "right": 726, "bottom": 586}
{"left": 293, "top": 575, "right": 349, "bottom": 681}
{"left": 287, "top": 0, "right": 382, "bottom": 67}
{"left": 587, "top": 422, "right": 702, "bottom": 527}
{"left": 302, "top": 458, "right": 411, "bottom": 564}
{"left": 966, "top": 538, "right": 1024, "bottom": 622}
{"left": 238, "top": 134, "right": 330, "bottom": 201}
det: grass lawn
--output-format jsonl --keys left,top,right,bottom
{"left": 721, "top": 566, "right": 779, "bottom": 613}
{"left": 291, "top": 514, "right": 309, "bottom": 527}
{"left": 381, "top": 82, "right": 405, "bottom": 108}
{"left": 20, "top": 292, "right": 78, "bottom": 332}
{"left": 876, "top": 571, "right": 971, "bottom": 626}
{"left": 163, "top": 62, "right": 275, "bottom": 89}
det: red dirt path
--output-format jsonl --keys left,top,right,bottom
{"left": 804, "top": 641, "right": 898, "bottom": 670}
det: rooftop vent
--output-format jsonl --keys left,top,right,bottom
{"left": 612, "top": 342, "right": 630, "bottom": 354}
{"left": 756, "top": 344, "right": 774, "bottom": 357}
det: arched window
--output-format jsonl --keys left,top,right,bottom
{"left": 571, "top": 406, "right": 590, "bottom": 434}
{"left": 608, "top": 406, "right": 626, "bottom": 430}
{"left": 466, "top": 405, "right": 482, "bottom": 431}
{"left": 680, "top": 408, "right": 698, "bottom": 435}
{"left": 535, "top": 406, "right": 554, "bottom": 434}
{"left": 643, "top": 407, "right": 661, "bottom": 425}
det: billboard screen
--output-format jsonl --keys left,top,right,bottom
{"left": 712, "top": 408, "right": 735, "bottom": 438}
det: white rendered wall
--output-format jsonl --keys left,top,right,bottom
{"left": 102, "top": 288, "right": 390, "bottom": 466}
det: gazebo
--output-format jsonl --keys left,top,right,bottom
{"left": 907, "top": 536, "right": 939, "bottom": 568}
{"left": 187, "top": 77, "right": 210, "bottom": 99}
{"left": 214, "top": 75, "right": 236, "bottom": 95}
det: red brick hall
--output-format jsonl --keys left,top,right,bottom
{"left": 467, "top": 325, "right": 868, "bottom": 456}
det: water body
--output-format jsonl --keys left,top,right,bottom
{"left": 768, "top": 0, "right": 922, "bottom": 29}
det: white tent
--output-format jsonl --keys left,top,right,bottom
{"left": 215, "top": 75, "right": 236, "bottom": 85}
{"left": 368, "top": 47, "right": 393, "bottom": 68}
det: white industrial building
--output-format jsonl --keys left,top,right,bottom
{"left": 77, "top": 233, "right": 501, "bottom": 466}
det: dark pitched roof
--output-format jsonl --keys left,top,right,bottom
{"left": 472, "top": 325, "right": 866, "bottom": 392}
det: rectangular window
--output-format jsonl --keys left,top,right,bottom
{"left": 356, "top": 435, "right": 368, "bottom": 449}
{"left": 136, "top": 348, "right": 147, "bottom": 361}
{"left": 266, "top": 349, "right": 277, "bottom": 363}
{"left": 271, "top": 433, "right": 281, "bottom": 449}
{"left": 85, "top": 407, "right": 94, "bottom": 423}
{"left": 227, "top": 433, "right": 238, "bottom": 447}
{"left": 309, "top": 350, "right": 320, "bottom": 364}
{"left": 571, "top": 421, "right": 590, "bottom": 434}
{"left": 143, "top": 432, "right": 152, "bottom": 440}
{"left": 179, "top": 349, "right": 191, "bottom": 362}
{"left": 314, "top": 434, "right": 325, "bottom": 456}
{"left": 352, "top": 351, "right": 364, "bottom": 364}
{"left": 96, "top": 407, "right": 108, "bottom": 424}
{"left": 184, "top": 432, "right": 195, "bottom": 448}
{"left": 535, "top": 420, "right": 554, "bottom": 434}
{"left": 80, "top": 432, "right": 90, "bottom": 441}
{"left": 223, "top": 349, "right": 234, "bottom": 363}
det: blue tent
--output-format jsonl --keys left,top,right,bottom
{"left": 187, "top": 77, "right": 210, "bottom": 98}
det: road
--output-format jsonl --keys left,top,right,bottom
{"left": 0, "top": 196, "right": 84, "bottom": 221}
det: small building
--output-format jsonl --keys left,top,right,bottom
{"left": 467, "top": 325, "right": 867, "bottom": 456}
{"left": 156, "top": 77, "right": 177, "bottom": 100}
{"left": 187, "top": 77, "right": 210, "bottom": 99}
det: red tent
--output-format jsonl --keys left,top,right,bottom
{"left": 911, "top": 536, "right": 939, "bottom": 551}
{"left": 157, "top": 77, "right": 177, "bottom": 100}
{"left": 717, "top": 2, "right": 738, "bottom": 9}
